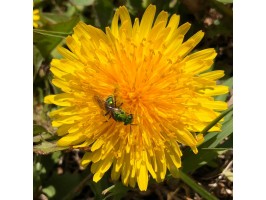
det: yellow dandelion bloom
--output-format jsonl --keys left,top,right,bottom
{"left": 44, "top": 5, "right": 228, "bottom": 191}
{"left": 33, "top": 8, "right": 40, "bottom": 28}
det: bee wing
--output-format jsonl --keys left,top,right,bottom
{"left": 93, "top": 95, "right": 106, "bottom": 110}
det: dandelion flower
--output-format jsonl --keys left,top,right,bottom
{"left": 33, "top": 8, "right": 40, "bottom": 28}
{"left": 44, "top": 5, "right": 228, "bottom": 191}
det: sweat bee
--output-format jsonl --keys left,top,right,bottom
{"left": 94, "top": 95, "right": 133, "bottom": 125}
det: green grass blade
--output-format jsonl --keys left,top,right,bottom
{"left": 34, "top": 15, "right": 79, "bottom": 58}
{"left": 102, "top": 183, "right": 129, "bottom": 200}
{"left": 182, "top": 106, "right": 233, "bottom": 173}
{"left": 200, "top": 105, "right": 233, "bottom": 135}
{"left": 201, "top": 109, "right": 233, "bottom": 148}
{"left": 179, "top": 170, "right": 219, "bottom": 200}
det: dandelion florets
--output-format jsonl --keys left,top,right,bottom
{"left": 44, "top": 4, "right": 228, "bottom": 191}
{"left": 33, "top": 8, "right": 40, "bottom": 28}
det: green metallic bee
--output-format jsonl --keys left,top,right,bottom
{"left": 94, "top": 95, "right": 133, "bottom": 125}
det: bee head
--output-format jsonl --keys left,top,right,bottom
{"left": 105, "top": 96, "right": 114, "bottom": 106}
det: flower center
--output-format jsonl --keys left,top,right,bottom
{"left": 127, "top": 91, "right": 140, "bottom": 104}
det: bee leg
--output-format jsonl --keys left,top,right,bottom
{"left": 104, "top": 111, "right": 112, "bottom": 121}
{"left": 114, "top": 95, "right": 117, "bottom": 107}
{"left": 104, "top": 110, "right": 110, "bottom": 116}
{"left": 113, "top": 95, "right": 122, "bottom": 107}
{"left": 103, "top": 116, "right": 111, "bottom": 123}
{"left": 113, "top": 93, "right": 123, "bottom": 108}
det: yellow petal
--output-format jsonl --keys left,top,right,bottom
{"left": 139, "top": 5, "right": 156, "bottom": 40}
{"left": 200, "top": 85, "right": 229, "bottom": 96}
{"left": 199, "top": 70, "right": 225, "bottom": 80}
{"left": 137, "top": 162, "right": 148, "bottom": 191}
{"left": 57, "top": 133, "right": 86, "bottom": 146}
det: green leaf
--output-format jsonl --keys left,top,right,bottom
{"left": 87, "top": 181, "right": 105, "bottom": 200}
{"left": 125, "top": 0, "right": 144, "bottom": 15}
{"left": 182, "top": 106, "right": 233, "bottom": 173}
{"left": 142, "top": 0, "right": 150, "bottom": 8}
{"left": 65, "top": 3, "right": 77, "bottom": 17}
{"left": 34, "top": 15, "right": 79, "bottom": 58}
{"left": 33, "top": 125, "right": 56, "bottom": 143}
{"left": 43, "top": 185, "right": 56, "bottom": 198}
{"left": 41, "top": 13, "right": 71, "bottom": 24}
{"left": 33, "top": 124, "right": 48, "bottom": 136}
{"left": 71, "top": 0, "right": 95, "bottom": 6}
{"left": 44, "top": 172, "right": 83, "bottom": 200}
{"left": 216, "top": 0, "right": 233, "bottom": 4}
{"left": 34, "top": 0, "right": 42, "bottom": 4}
{"left": 218, "top": 134, "right": 233, "bottom": 148}
{"left": 33, "top": 45, "right": 44, "bottom": 81}
{"left": 102, "top": 183, "right": 129, "bottom": 200}
{"left": 179, "top": 170, "right": 218, "bottom": 200}
{"left": 87, "top": 173, "right": 110, "bottom": 200}
{"left": 51, "top": 151, "right": 62, "bottom": 163}
{"left": 33, "top": 141, "right": 68, "bottom": 154}
{"left": 210, "top": 0, "right": 233, "bottom": 18}
{"left": 182, "top": 149, "right": 228, "bottom": 173}
{"left": 33, "top": 132, "right": 54, "bottom": 143}
{"left": 94, "top": 0, "right": 114, "bottom": 30}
